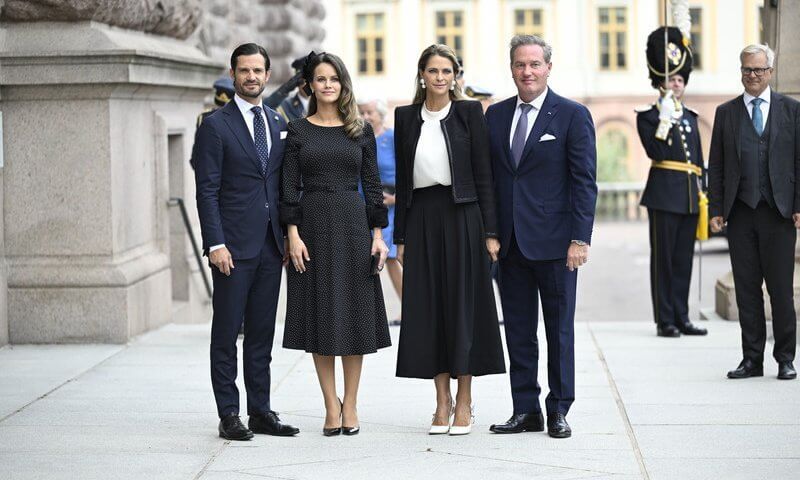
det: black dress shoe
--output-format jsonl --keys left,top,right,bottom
{"left": 489, "top": 413, "right": 544, "bottom": 434}
{"left": 547, "top": 413, "right": 571, "bottom": 438}
{"left": 248, "top": 411, "right": 300, "bottom": 436}
{"left": 778, "top": 361, "right": 797, "bottom": 380}
{"left": 657, "top": 325, "right": 681, "bottom": 337}
{"left": 677, "top": 322, "right": 708, "bottom": 336}
{"left": 342, "top": 425, "right": 360, "bottom": 436}
{"left": 727, "top": 359, "right": 763, "bottom": 379}
{"left": 219, "top": 413, "right": 254, "bottom": 441}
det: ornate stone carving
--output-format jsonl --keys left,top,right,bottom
{"left": 0, "top": 0, "right": 202, "bottom": 40}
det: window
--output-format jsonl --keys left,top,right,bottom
{"left": 356, "top": 13, "right": 385, "bottom": 75}
{"left": 689, "top": 8, "right": 702, "bottom": 70}
{"left": 514, "top": 8, "right": 544, "bottom": 37}
{"left": 435, "top": 11, "right": 464, "bottom": 65}
{"left": 598, "top": 7, "right": 628, "bottom": 70}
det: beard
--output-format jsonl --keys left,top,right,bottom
{"left": 234, "top": 79, "right": 266, "bottom": 99}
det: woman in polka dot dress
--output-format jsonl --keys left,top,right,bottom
{"left": 280, "top": 52, "right": 391, "bottom": 436}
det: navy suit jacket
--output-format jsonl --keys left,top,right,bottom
{"left": 486, "top": 90, "right": 597, "bottom": 260}
{"left": 194, "top": 99, "right": 287, "bottom": 259}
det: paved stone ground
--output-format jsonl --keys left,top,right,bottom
{"left": 1, "top": 222, "right": 798, "bottom": 479}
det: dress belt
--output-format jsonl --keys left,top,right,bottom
{"left": 651, "top": 160, "right": 702, "bottom": 176}
{"left": 302, "top": 184, "right": 359, "bottom": 193}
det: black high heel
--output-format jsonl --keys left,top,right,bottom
{"left": 323, "top": 398, "right": 343, "bottom": 437}
{"left": 342, "top": 402, "right": 360, "bottom": 436}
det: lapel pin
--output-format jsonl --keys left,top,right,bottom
{"left": 547, "top": 111, "right": 552, "bottom": 115}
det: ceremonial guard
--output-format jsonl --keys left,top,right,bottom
{"left": 637, "top": 26, "right": 708, "bottom": 338}
{"left": 190, "top": 77, "right": 235, "bottom": 170}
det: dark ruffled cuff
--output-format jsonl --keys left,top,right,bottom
{"left": 366, "top": 203, "right": 388, "bottom": 229}
{"left": 279, "top": 202, "right": 303, "bottom": 225}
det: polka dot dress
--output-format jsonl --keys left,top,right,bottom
{"left": 280, "top": 119, "right": 391, "bottom": 356}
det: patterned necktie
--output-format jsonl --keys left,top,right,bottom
{"left": 251, "top": 105, "right": 270, "bottom": 175}
{"left": 751, "top": 98, "right": 764, "bottom": 136}
{"left": 511, "top": 103, "right": 533, "bottom": 166}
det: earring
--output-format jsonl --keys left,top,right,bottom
{"left": 420, "top": 78, "right": 426, "bottom": 89}
{"left": 450, "top": 80, "right": 456, "bottom": 91}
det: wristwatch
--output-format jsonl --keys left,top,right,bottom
{"left": 570, "top": 240, "right": 588, "bottom": 246}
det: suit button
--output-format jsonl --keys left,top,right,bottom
{"left": 265, "top": 203, "right": 269, "bottom": 208}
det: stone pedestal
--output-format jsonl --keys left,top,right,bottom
{"left": 0, "top": 166, "right": 7, "bottom": 346}
{"left": 0, "top": 22, "right": 220, "bottom": 343}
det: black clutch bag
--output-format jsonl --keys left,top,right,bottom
{"left": 369, "top": 253, "right": 381, "bottom": 276}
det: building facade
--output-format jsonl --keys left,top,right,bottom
{"left": 324, "top": 0, "right": 765, "bottom": 183}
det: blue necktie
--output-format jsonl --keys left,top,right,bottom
{"left": 251, "top": 106, "right": 270, "bottom": 176}
{"left": 751, "top": 98, "right": 764, "bottom": 136}
{"left": 511, "top": 103, "right": 533, "bottom": 166}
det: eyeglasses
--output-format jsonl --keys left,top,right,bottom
{"left": 740, "top": 67, "right": 771, "bottom": 76}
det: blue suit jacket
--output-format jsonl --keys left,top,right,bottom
{"left": 486, "top": 90, "right": 597, "bottom": 261}
{"left": 194, "top": 100, "right": 287, "bottom": 259}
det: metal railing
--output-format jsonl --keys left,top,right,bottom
{"left": 596, "top": 182, "right": 646, "bottom": 221}
{"left": 168, "top": 197, "right": 212, "bottom": 299}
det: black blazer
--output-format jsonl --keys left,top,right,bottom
{"left": 393, "top": 99, "right": 497, "bottom": 244}
{"left": 708, "top": 91, "right": 800, "bottom": 220}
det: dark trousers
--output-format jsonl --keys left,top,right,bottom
{"left": 647, "top": 208, "right": 697, "bottom": 327}
{"left": 210, "top": 232, "right": 283, "bottom": 418}
{"left": 727, "top": 200, "right": 797, "bottom": 364}
{"left": 498, "top": 234, "right": 576, "bottom": 416}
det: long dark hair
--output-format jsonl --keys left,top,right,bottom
{"left": 412, "top": 44, "right": 465, "bottom": 104}
{"left": 305, "top": 53, "right": 364, "bottom": 139}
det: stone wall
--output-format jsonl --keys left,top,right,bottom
{"left": 195, "top": 0, "right": 326, "bottom": 84}
{"left": 0, "top": 164, "right": 7, "bottom": 346}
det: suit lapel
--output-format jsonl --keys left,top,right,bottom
{"left": 768, "top": 91, "right": 782, "bottom": 155}
{"left": 732, "top": 95, "right": 744, "bottom": 165}
{"left": 221, "top": 101, "right": 263, "bottom": 175}
{"left": 519, "top": 90, "right": 559, "bottom": 168}
{"left": 498, "top": 97, "right": 516, "bottom": 172}
{"left": 264, "top": 104, "right": 283, "bottom": 176}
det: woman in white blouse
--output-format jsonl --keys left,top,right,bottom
{"left": 393, "top": 44, "right": 505, "bottom": 435}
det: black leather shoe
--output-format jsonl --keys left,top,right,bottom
{"left": 322, "top": 426, "right": 342, "bottom": 436}
{"left": 657, "top": 325, "right": 681, "bottom": 337}
{"left": 727, "top": 359, "right": 763, "bottom": 379}
{"left": 677, "top": 322, "right": 708, "bottom": 336}
{"left": 778, "top": 361, "right": 797, "bottom": 380}
{"left": 489, "top": 413, "right": 544, "bottom": 434}
{"left": 248, "top": 411, "right": 300, "bottom": 436}
{"left": 342, "top": 425, "right": 360, "bottom": 436}
{"left": 219, "top": 413, "right": 253, "bottom": 441}
{"left": 547, "top": 413, "right": 571, "bottom": 438}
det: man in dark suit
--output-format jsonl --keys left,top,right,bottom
{"left": 486, "top": 35, "right": 597, "bottom": 438}
{"left": 194, "top": 43, "right": 300, "bottom": 440}
{"left": 709, "top": 44, "right": 798, "bottom": 381}
{"left": 637, "top": 27, "right": 708, "bottom": 338}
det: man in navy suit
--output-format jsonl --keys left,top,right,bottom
{"left": 194, "top": 43, "right": 299, "bottom": 440}
{"left": 487, "top": 35, "right": 597, "bottom": 438}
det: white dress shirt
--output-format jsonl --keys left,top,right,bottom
{"left": 509, "top": 87, "right": 548, "bottom": 148}
{"left": 743, "top": 85, "right": 771, "bottom": 127}
{"left": 413, "top": 101, "right": 453, "bottom": 189}
{"left": 234, "top": 94, "right": 272, "bottom": 154}
{"left": 210, "top": 94, "right": 273, "bottom": 253}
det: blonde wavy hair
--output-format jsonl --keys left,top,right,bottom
{"left": 306, "top": 53, "right": 364, "bottom": 139}
{"left": 412, "top": 44, "right": 465, "bottom": 104}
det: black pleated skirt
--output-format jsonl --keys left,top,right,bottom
{"left": 396, "top": 185, "right": 506, "bottom": 379}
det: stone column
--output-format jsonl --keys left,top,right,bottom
{"left": 0, "top": 148, "right": 7, "bottom": 346}
{"left": 0, "top": 19, "right": 220, "bottom": 343}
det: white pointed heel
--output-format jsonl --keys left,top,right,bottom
{"left": 429, "top": 401, "right": 454, "bottom": 435}
{"left": 449, "top": 404, "right": 474, "bottom": 436}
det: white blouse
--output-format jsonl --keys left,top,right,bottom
{"left": 413, "top": 101, "right": 453, "bottom": 189}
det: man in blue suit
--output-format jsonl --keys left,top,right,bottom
{"left": 194, "top": 43, "right": 299, "bottom": 440}
{"left": 487, "top": 35, "right": 597, "bottom": 438}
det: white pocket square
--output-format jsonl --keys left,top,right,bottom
{"left": 539, "top": 133, "right": 556, "bottom": 142}
{"left": 280, "top": 130, "right": 288, "bottom": 139}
